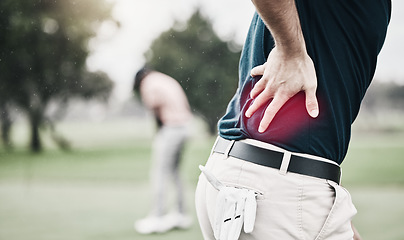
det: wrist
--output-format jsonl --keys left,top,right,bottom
{"left": 274, "top": 27, "right": 307, "bottom": 58}
{"left": 271, "top": 40, "right": 307, "bottom": 62}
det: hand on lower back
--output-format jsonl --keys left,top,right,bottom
{"left": 245, "top": 47, "right": 319, "bottom": 133}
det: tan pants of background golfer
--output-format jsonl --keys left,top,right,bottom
{"left": 150, "top": 125, "right": 189, "bottom": 216}
{"left": 195, "top": 139, "right": 357, "bottom": 240}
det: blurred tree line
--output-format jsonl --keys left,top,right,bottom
{"left": 362, "top": 82, "right": 404, "bottom": 112}
{"left": 0, "top": 0, "right": 115, "bottom": 152}
{"left": 144, "top": 10, "right": 241, "bottom": 134}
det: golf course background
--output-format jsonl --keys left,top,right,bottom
{"left": 0, "top": 114, "right": 403, "bottom": 240}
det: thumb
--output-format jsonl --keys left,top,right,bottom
{"left": 305, "top": 90, "right": 319, "bottom": 118}
{"left": 250, "top": 63, "right": 266, "bottom": 77}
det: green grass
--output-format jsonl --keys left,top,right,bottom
{"left": 342, "top": 131, "right": 404, "bottom": 186}
{"left": 0, "top": 117, "right": 403, "bottom": 240}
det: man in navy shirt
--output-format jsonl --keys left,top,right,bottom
{"left": 196, "top": 0, "right": 391, "bottom": 239}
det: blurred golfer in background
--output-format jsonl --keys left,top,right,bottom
{"left": 133, "top": 68, "right": 193, "bottom": 234}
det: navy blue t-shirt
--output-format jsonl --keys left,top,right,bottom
{"left": 218, "top": 0, "right": 391, "bottom": 164}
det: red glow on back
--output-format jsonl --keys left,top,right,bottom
{"left": 240, "top": 91, "right": 310, "bottom": 144}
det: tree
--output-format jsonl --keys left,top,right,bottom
{"left": 0, "top": 0, "right": 115, "bottom": 152}
{"left": 0, "top": 102, "right": 12, "bottom": 149}
{"left": 145, "top": 10, "right": 241, "bottom": 134}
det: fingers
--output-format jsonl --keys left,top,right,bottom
{"left": 249, "top": 65, "right": 268, "bottom": 99}
{"left": 305, "top": 88, "right": 319, "bottom": 118}
{"left": 228, "top": 191, "right": 247, "bottom": 240}
{"left": 245, "top": 88, "right": 272, "bottom": 118}
{"left": 245, "top": 87, "right": 319, "bottom": 133}
{"left": 214, "top": 190, "right": 227, "bottom": 239}
{"left": 218, "top": 189, "right": 237, "bottom": 240}
{"left": 219, "top": 200, "right": 235, "bottom": 240}
{"left": 258, "top": 94, "right": 289, "bottom": 133}
{"left": 245, "top": 87, "right": 287, "bottom": 133}
{"left": 250, "top": 63, "right": 266, "bottom": 77}
{"left": 213, "top": 186, "right": 258, "bottom": 240}
{"left": 249, "top": 77, "right": 267, "bottom": 99}
{"left": 243, "top": 190, "right": 257, "bottom": 233}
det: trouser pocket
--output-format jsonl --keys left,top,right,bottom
{"left": 314, "top": 181, "right": 357, "bottom": 240}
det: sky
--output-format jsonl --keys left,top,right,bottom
{"left": 87, "top": 0, "right": 404, "bottom": 103}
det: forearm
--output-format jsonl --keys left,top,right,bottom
{"left": 251, "top": 0, "right": 305, "bottom": 57}
{"left": 246, "top": 0, "right": 319, "bottom": 131}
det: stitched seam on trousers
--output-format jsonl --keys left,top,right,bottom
{"left": 319, "top": 199, "right": 336, "bottom": 240}
{"left": 298, "top": 184, "right": 305, "bottom": 240}
{"left": 315, "top": 183, "right": 337, "bottom": 240}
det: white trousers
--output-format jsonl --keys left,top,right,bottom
{"left": 195, "top": 139, "right": 357, "bottom": 240}
{"left": 150, "top": 125, "right": 189, "bottom": 216}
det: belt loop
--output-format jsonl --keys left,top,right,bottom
{"left": 224, "top": 140, "right": 235, "bottom": 159}
{"left": 279, "top": 151, "right": 292, "bottom": 175}
{"left": 210, "top": 136, "right": 220, "bottom": 156}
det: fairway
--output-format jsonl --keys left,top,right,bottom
{"left": 0, "top": 117, "right": 403, "bottom": 240}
